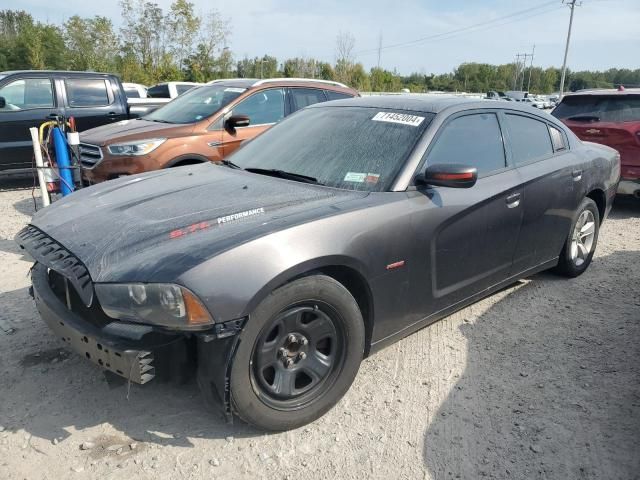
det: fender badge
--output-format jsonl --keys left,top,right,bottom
{"left": 585, "top": 129, "right": 601, "bottom": 134}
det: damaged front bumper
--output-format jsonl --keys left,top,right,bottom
{"left": 30, "top": 262, "right": 244, "bottom": 420}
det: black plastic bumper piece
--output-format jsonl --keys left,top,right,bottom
{"left": 31, "top": 263, "right": 187, "bottom": 384}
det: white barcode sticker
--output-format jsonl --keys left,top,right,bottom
{"left": 372, "top": 111, "right": 425, "bottom": 127}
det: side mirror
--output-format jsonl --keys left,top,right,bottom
{"left": 225, "top": 114, "right": 250, "bottom": 131}
{"left": 415, "top": 164, "right": 478, "bottom": 189}
{"left": 0, "top": 96, "right": 5, "bottom": 108}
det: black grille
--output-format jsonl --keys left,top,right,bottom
{"left": 79, "top": 143, "right": 103, "bottom": 168}
{"left": 17, "top": 225, "right": 94, "bottom": 306}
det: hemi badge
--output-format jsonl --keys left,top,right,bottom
{"left": 386, "top": 260, "right": 405, "bottom": 270}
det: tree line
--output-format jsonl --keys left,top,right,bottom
{"left": 1, "top": 4, "right": 639, "bottom": 94}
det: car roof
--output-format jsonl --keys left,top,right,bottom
{"left": 206, "top": 78, "right": 353, "bottom": 91}
{"left": 0, "top": 70, "right": 115, "bottom": 76}
{"left": 565, "top": 88, "right": 640, "bottom": 96}
{"left": 308, "top": 94, "right": 543, "bottom": 114}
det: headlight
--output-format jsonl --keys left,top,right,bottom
{"left": 107, "top": 138, "right": 166, "bottom": 156}
{"left": 95, "top": 283, "right": 213, "bottom": 330}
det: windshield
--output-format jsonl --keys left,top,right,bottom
{"left": 229, "top": 106, "right": 434, "bottom": 192}
{"left": 552, "top": 94, "right": 640, "bottom": 122}
{"left": 144, "top": 85, "right": 244, "bottom": 124}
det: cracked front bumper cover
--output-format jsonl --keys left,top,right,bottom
{"left": 30, "top": 262, "right": 244, "bottom": 420}
{"left": 31, "top": 262, "right": 186, "bottom": 385}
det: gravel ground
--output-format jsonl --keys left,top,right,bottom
{"left": 0, "top": 182, "right": 638, "bottom": 480}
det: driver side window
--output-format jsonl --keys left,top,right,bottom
{"left": 233, "top": 88, "right": 285, "bottom": 126}
{"left": 425, "top": 113, "right": 506, "bottom": 176}
{"left": 0, "top": 78, "right": 54, "bottom": 111}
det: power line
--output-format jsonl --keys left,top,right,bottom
{"left": 355, "top": 1, "right": 560, "bottom": 56}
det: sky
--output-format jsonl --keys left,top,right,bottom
{"left": 14, "top": 0, "right": 640, "bottom": 75}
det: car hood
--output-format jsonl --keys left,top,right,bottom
{"left": 24, "top": 164, "right": 368, "bottom": 282}
{"left": 79, "top": 119, "right": 194, "bottom": 146}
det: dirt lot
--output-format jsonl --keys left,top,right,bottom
{"left": 0, "top": 182, "right": 638, "bottom": 480}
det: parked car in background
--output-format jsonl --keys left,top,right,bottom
{"left": 17, "top": 96, "right": 619, "bottom": 431}
{"left": 122, "top": 82, "right": 148, "bottom": 99}
{"left": 505, "top": 90, "right": 529, "bottom": 101}
{"left": 552, "top": 88, "right": 639, "bottom": 197}
{"left": 146, "top": 81, "right": 203, "bottom": 99}
{"left": 519, "top": 97, "right": 544, "bottom": 109}
{"left": 0, "top": 70, "right": 167, "bottom": 177}
{"left": 79, "top": 78, "right": 359, "bottom": 183}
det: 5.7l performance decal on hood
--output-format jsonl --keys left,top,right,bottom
{"left": 168, "top": 207, "right": 266, "bottom": 239}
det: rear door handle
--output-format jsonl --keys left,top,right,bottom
{"left": 572, "top": 169, "right": 583, "bottom": 181}
{"left": 506, "top": 192, "right": 521, "bottom": 208}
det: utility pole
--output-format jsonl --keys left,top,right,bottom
{"left": 376, "top": 31, "right": 383, "bottom": 69}
{"left": 513, "top": 54, "right": 521, "bottom": 90}
{"left": 527, "top": 44, "right": 535, "bottom": 93}
{"left": 559, "top": 0, "right": 579, "bottom": 99}
{"left": 513, "top": 52, "right": 533, "bottom": 91}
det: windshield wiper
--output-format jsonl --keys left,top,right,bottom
{"left": 220, "top": 159, "right": 241, "bottom": 169}
{"left": 146, "top": 118, "right": 173, "bottom": 124}
{"left": 567, "top": 114, "right": 600, "bottom": 122}
{"left": 245, "top": 168, "right": 324, "bottom": 185}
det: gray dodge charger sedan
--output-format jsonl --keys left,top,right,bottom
{"left": 16, "top": 96, "right": 620, "bottom": 430}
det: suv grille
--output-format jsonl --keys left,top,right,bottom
{"left": 16, "top": 225, "right": 94, "bottom": 306}
{"left": 79, "top": 143, "right": 103, "bottom": 168}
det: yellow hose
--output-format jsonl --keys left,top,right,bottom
{"left": 38, "top": 120, "right": 72, "bottom": 144}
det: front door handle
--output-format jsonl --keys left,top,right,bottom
{"left": 506, "top": 192, "right": 521, "bottom": 208}
{"left": 572, "top": 169, "right": 583, "bottom": 181}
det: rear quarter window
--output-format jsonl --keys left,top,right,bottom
{"left": 549, "top": 126, "right": 568, "bottom": 152}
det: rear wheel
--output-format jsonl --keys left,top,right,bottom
{"left": 229, "top": 275, "right": 364, "bottom": 431}
{"left": 555, "top": 197, "right": 600, "bottom": 277}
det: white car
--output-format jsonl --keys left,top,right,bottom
{"left": 146, "top": 81, "right": 203, "bottom": 99}
{"left": 122, "top": 83, "right": 148, "bottom": 99}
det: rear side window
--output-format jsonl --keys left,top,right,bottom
{"left": 505, "top": 114, "right": 553, "bottom": 165}
{"left": 147, "top": 84, "right": 170, "bottom": 98}
{"left": 426, "top": 113, "right": 506, "bottom": 176}
{"left": 549, "top": 126, "right": 567, "bottom": 152}
{"left": 233, "top": 88, "right": 285, "bottom": 125}
{"left": 552, "top": 95, "right": 640, "bottom": 122}
{"left": 65, "top": 79, "right": 110, "bottom": 107}
{"left": 124, "top": 87, "right": 140, "bottom": 99}
{"left": 325, "top": 90, "right": 353, "bottom": 101}
{"left": 176, "top": 84, "right": 195, "bottom": 96}
{"left": 289, "top": 88, "right": 326, "bottom": 112}
{"left": 0, "top": 78, "right": 54, "bottom": 110}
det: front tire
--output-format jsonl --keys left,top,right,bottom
{"left": 555, "top": 197, "right": 600, "bottom": 277}
{"left": 229, "top": 275, "right": 365, "bottom": 431}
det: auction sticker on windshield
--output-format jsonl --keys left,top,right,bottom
{"left": 372, "top": 111, "right": 425, "bottom": 127}
{"left": 344, "top": 172, "right": 366, "bottom": 183}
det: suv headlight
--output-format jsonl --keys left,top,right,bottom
{"left": 95, "top": 283, "right": 213, "bottom": 330}
{"left": 107, "top": 138, "right": 166, "bottom": 156}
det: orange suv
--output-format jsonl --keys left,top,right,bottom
{"left": 79, "top": 78, "right": 359, "bottom": 183}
